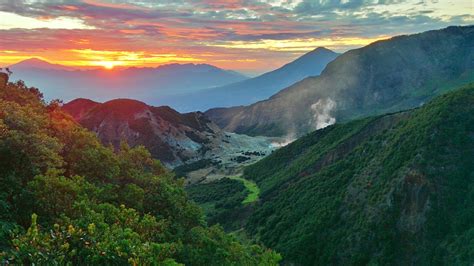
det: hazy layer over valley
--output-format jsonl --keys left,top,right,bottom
{"left": 8, "top": 47, "right": 339, "bottom": 113}
{"left": 9, "top": 61, "right": 247, "bottom": 107}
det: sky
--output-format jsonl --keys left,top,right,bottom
{"left": 0, "top": 0, "right": 472, "bottom": 75}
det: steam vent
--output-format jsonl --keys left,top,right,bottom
{"left": 0, "top": 73, "right": 8, "bottom": 90}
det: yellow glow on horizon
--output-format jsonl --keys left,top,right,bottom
{"left": 0, "top": 48, "right": 206, "bottom": 69}
{"left": 65, "top": 49, "right": 203, "bottom": 68}
{"left": 205, "top": 36, "right": 390, "bottom": 52}
{"left": 1, "top": 35, "right": 388, "bottom": 71}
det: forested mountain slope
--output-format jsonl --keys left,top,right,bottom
{"left": 206, "top": 25, "right": 474, "bottom": 137}
{"left": 242, "top": 83, "right": 474, "bottom": 265}
{"left": 0, "top": 80, "right": 280, "bottom": 265}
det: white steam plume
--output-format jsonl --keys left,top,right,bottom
{"left": 270, "top": 132, "right": 295, "bottom": 148}
{"left": 311, "top": 98, "right": 336, "bottom": 130}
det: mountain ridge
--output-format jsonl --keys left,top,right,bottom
{"left": 10, "top": 61, "right": 247, "bottom": 105}
{"left": 162, "top": 47, "right": 339, "bottom": 112}
{"left": 9, "top": 58, "right": 246, "bottom": 75}
{"left": 205, "top": 25, "right": 474, "bottom": 137}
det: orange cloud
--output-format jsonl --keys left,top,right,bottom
{"left": 1, "top": 0, "right": 469, "bottom": 73}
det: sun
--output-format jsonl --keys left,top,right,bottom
{"left": 92, "top": 61, "right": 118, "bottom": 70}
{"left": 101, "top": 61, "right": 115, "bottom": 70}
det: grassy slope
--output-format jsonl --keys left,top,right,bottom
{"left": 228, "top": 176, "right": 260, "bottom": 204}
{"left": 186, "top": 175, "right": 261, "bottom": 230}
{"left": 243, "top": 83, "right": 474, "bottom": 265}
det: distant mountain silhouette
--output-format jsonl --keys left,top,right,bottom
{"left": 9, "top": 49, "right": 338, "bottom": 112}
{"left": 164, "top": 47, "right": 339, "bottom": 112}
{"left": 10, "top": 58, "right": 75, "bottom": 71}
{"left": 9, "top": 61, "right": 247, "bottom": 105}
{"left": 206, "top": 26, "right": 474, "bottom": 137}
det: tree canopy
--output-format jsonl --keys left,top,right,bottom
{"left": 0, "top": 80, "right": 281, "bottom": 265}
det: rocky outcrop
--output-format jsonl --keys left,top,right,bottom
{"left": 63, "top": 98, "right": 222, "bottom": 167}
{"left": 63, "top": 98, "right": 277, "bottom": 171}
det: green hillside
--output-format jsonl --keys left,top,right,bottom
{"left": 243, "top": 83, "right": 474, "bottom": 265}
{"left": 186, "top": 176, "right": 260, "bottom": 231}
{"left": 0, "top": 80, "right": 281, "bottom": 265}
{"left": 186, "top": 177, "right": 249, "bottom": 231}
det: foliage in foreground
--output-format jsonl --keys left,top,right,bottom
{"left": 0, "top": 81, "right": 281, "bottom": 265}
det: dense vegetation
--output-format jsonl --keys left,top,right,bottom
{"left": 0, "top": 80, "right": 281, "bottom": 265}
{"left": 174, "top": 159, "right": 217, "bottom": 179}
{"left": 243, "top": 84, "right": 474, "bottom": 265}
{"left": 186, "top": 178, "right": 250, "bottom": 231}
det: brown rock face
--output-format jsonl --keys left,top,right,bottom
{"left": 63, "top": 98, "right": 278, "bottom": 180}
{"left": 63, "top": 98, "right": 222, "bottom": 167}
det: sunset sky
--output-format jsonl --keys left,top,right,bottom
{"left": 0, "top": 0, "right": 472, "bottom": 74}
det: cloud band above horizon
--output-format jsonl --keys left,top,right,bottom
{"left": 0, "top": 0, "right": 472, "bottom": 74}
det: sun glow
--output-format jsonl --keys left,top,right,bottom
{"left": 63, "top": 49, "right": 203, "bottom": 69}
{"left": 97, "top": 61, "right": 117, "bottom": 70}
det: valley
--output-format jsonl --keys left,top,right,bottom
{"left": 190, "top": 83, "right": 474, "bottom": 265}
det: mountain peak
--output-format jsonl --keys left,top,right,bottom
{"left": 67, "top": 98, "right": 100, "bottom": 105}
{"left": 302, "top": 47, "right": 338, "bottom": 58}
{"left": 312, "top": 47, "right": 336, "bottom": 53}
{"left": 283, "top": 47, "right": 339, "bottom": 69}
{"left": 20, "top": 57, "right": 46, "bottom": 63}
{"left": 63, "top": 98, "right": 101, "bottom": 120}
{"left": 102, "top": 98, "right": 148, "bottom": 108}
{"left": 10, "top": 58, "right": 73, "bottom": 71}
{"left": 102, "top": 98, "right": 149, "bottom": 112}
